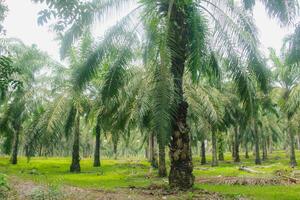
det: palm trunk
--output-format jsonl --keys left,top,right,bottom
{"left": 231, "top": 134, "right": 235, "bottom": 159}
{"left": 167, "top": 1, "right": 193, "bottom": 190}
{"left": 158, "top": 141, "right": 167, "bottom": 177}
{"left": 254, "top": 121, "right": 261, "bottom": 165}
{"left": 149, "top": 133, "right": 158, "bottom": 168}
{"left": 10, "top": 130, "right": 20, "bottom": 165}
{"left": 93, "top": 118, "right": 101, "bottom": 167}
{"left": 234, "top": 126, "right": 240, "bottom": 162}
{"left": 245, "top": 142, "right": 249, "bottom": 159}
{"left": 218, "top": 133, "right": 224, "bottom": 161}
{"left": 145, "top": 139, "right": 149, "bottom": 159}
{"left": 112, "top": 134, "right": 119, "bottom": 160}
{"left": 200, "top": 140, "right": 206, "bottom": 165}
{"left": 211, "top": 131, "right": 218, "bottom": 167}
{"left": 113, "top": 141, "right": 118, "bottom": 160}
{"left": 70, "top": 113, "right": 81, "bottom": 173}
{"left": 288, "top": 119, "right": 297, "bottom": 167}
{"left": 262, "top": 140, "right": 268, "bottom": 161}
{"left": 269, "top": 135, "right": 273, "bottom": 153}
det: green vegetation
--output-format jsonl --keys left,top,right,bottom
{"left": 1, "top": 151, "right": 300, "bottom": 199}
{"left": 1, "top": 0, "right": 300, "bottom": 199}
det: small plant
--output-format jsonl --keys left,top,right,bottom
{"left": 0, "top": 173, "right": 10, "bottom": 199}
{"left": 29, "top": 184, "right": 64, "bottom": 200}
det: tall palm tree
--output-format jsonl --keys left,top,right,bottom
{"left": 269, "top": 48, "right": 300, "bottom": 167}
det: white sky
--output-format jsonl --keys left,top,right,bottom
{"left": 3, "top": 0, "right": 293, "bottom": 62}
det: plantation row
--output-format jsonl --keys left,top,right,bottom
{"left": 0, "top": 0, "right": 300, "bottom": 191}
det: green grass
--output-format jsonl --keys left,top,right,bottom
{"left": 0, "top": 150, "right": 300, "bottom": 199}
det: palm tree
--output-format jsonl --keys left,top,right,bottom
{"left": 269, "top": 48, "right": 300, "bottom": 167}
{"left": 25, "top": 35, "right": 93, "bottom": 172}
{"left": 0, "top": 39, "right": 52, "bottom": 164}
{"left": 33, "top": 0, "right": 299, "bottom": 189}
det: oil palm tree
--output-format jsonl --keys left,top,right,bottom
{"left": 0, "top": 39, "right": 52, "bottom": 164}
{"left": 269, "top": 48, "right": 300, "bottom": 167}
{"left": 33, "top": 0, "right": 300, "bottom": 189}
{"left": 25, "top": 35, "right": 92, "bottom": 172}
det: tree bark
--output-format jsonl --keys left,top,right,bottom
{"left": 288, "top": 119, "right": 297, "bottom": 167}
{"left": 10, "top": 130, "right": 19, "bottom": 165}
{"left": 93, "top": 118, "right": 101, "bottom": 167}
{"left": 149, "top": 133, "right": 158, "bottom": 168}
{"left": 254, "top": 122, "right": 261, "bottom": 165}
{"left": 234, "top": 126, "right": 240, "bottom": 162}
{"left": 167, "top": 1, "right": 193, "bottom": 190}
{"left": 158, "top": 141, "right": 167, "bottom": 177}
{"left": 262, "top": 140, "right": 268, "bottom": 161}
{"left": 200, "top": 140, "right": 206, "bottom": 165}
{"left": 245, "top": 142, "right": 249, "bottom": 159}
{"left": 211, "top": 131, "right": 218, "bottom": 167}
{"left": 218, "top": 133, "right": 224, "bottom": 161}
{"left": 231, "top": 134, "right": 235, "bottom": 159}
{"left": 70, "top": 113, "right": 81, "bottom": 173}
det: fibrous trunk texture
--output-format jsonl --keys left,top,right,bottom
{"left": 288, "top": 119, "right": 297, "bottom": 167}
{"left": 211, "top": 131, "right": 218, "bottom": 167}
{"left": 70, "top": 113, "right": 81, "bottom": 173}
{"left": 10, "top": 130, "right": 19, "bottom": 165}
{"left": 149, "top": 133, "right": 158, "bottom": 168}
{"left": 93, "top": 119, "right": 101, "bottom": 167}
{"left": 168, "top": 1, "right": 193, "bottom": 190}
{"left": 254, "top": 122, "right": 261, "bottom": 165}
{"left": 234, "top": 126, "right": 240, "bottom": 163}
{"left": 200, "top": 140, "right": 206, "bottom": 165}
{"left": 218, "top": 134, "right": 224, "bottom": 161}
{"left": 262, "top": 140, "right": 268, "bottom": 161}
{"left": 158, "top": 141, "right": 167, "bottom": 177}
{"left": 245, "top": 142, "right": 249, "bottom": 159}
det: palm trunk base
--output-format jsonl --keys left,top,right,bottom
{"left": 158, "top": 143, "right": 167, "bottom": 177}
{"left": 70, "top": 162, "right": 81, "bottom": 173}
{"left": 93, "top": 159, "right": 100, "bottom": 167}
{"left": 169, "top": 102, "right": 194, "bottom": 190}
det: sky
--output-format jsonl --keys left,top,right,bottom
{"left": 3, "top": 0, "right": 293, "bottom": 62}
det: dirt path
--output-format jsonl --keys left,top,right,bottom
{"left": 6, "top": 177, "right": 226, "bottom": 200}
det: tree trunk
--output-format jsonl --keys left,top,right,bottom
{"left": 254, "top": 122, "right": 261, "bottom": 165}
{"left": 200, "top": 140, "right": 206, "bottom": 165}
{"left": 145, "top": 139, "right": 149, "bottom": 159}
{"left": 231, "top": 134, "right": 235, "bottom": 159}
{"left": 234, "top": 126, "right": 240, "bottom": 162}
{"left": 245, "top": 142, "right": 249, "bottom": 159}
{"left": 288, "top": 119, "right": 297, "bottom": 167}
{"left": 262, "top": 140, "right": 268, "bottom": 161}
{"left": 269, "top": 135, "right": 273, "bottom": 153}
{"left": 70, "top": 113, "right": 81, "bottom": 173}
{"left": 10, "top": 130, "right": 19, "bottom": 165}
{"left": 113, "top": 141, "right": 118, "bottom": 160}
{"left": 158, "top": 141, "right": 167, "bottom": 177}
{"left": 167, "top": 2, "right": 193, "bottom": 190}
{"left": 93, "top": 118, "right": 101, "bottom": 167}
{"left": 211, "top": 131, "right": 218, "bottom": 167}
{"left": 218, "top": 133, "right": 224, "bottom": 161}
{"left": 149, "top": 133, "right": 158, "bottom": 168}
{"left": 112, "top": 134, "right": 119, "bottom": 160}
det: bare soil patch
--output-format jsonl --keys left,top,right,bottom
{"left": 6, "top": 177, "right": 226, "bottom": 200}
{"left": 196, "top": 176, "right": 299, "bottom": 185}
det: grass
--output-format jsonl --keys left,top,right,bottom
{"left": 0, "top": 150, "right": 300, "bottom": 199}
